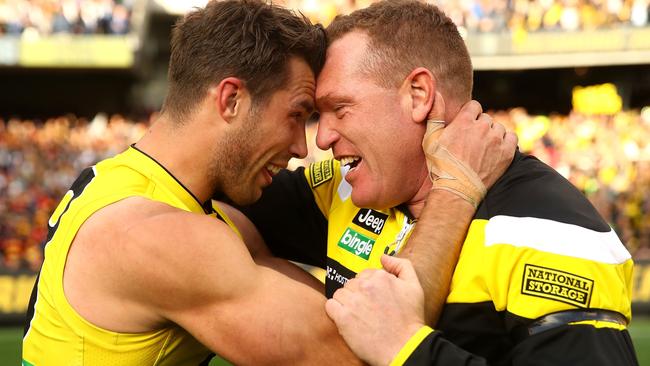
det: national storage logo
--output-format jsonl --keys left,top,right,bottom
{"left": 522, "top": 264, "right": 594, "bottom": 307}
{"left": 310, "top": 160, "right": 334, "bottom": 188}
{"left": 337, "top": 228, "right": 375, "bottom": 260}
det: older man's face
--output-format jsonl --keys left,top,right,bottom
{"left": 315, "top": 31, "right": 429, "bottom": 210}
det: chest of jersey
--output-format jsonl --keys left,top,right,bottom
{"left": 325, "top": 203, "right": 414, "bottom": 297}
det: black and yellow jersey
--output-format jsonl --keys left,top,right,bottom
{"left": 241, "top": 151, "right": 638, "bottom": 365}
{"left": 242, "top": 159, "right": 418, "bottom": 297}
{"left": 23, "top": 146, "right": 238, "bottom": 366}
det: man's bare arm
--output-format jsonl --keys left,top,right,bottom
{"left": 399, "top": 191, "right": 475, "bottom": 325}
{"left": 399, "top": 95, "right": 518, "bottom": 325}
{"left": 112, "top": 202, "right": 359, "bottom": 365}
{"left": 217, "top": 200, "right": 325, "bottom": 292}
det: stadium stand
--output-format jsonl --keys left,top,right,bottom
{"left": 0, "top": 0, "right": 133, "bottom": 35}
{"left": 151, "top": 0, "right": 649, "bottom": 31}
{"left": 0, "top": 114, "right": 148, "bottom": 271}
{"left": 1, "top": 105, "right": 649, "bottom": 271}
{"left": 283, "top": 0, "right": 650, "bottom": 31}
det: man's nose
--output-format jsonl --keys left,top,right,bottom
{"left": 316, "top": 114, "right": 339, "bottom": 151}
{"left": 290, "top": 126, "right": 308, "bottom": 159}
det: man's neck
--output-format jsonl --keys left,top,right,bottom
{"left": 403, "top": 176, "right": 433, "bottom": 220}
{"left": 134, "top": 114, "right": 216, "bottom": 204}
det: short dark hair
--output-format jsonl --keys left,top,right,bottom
{"left": 327, "top": 0, "right": 472, "bottom": 103}
{"left": 164, "top": 0, "right": 326, "bottom": 121}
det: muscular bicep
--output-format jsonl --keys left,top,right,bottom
{"left": 132, "top": 212, "right": 356, "bottom": 365}
{"left": 178, "top": 264, "right": 348, "bottom": 365}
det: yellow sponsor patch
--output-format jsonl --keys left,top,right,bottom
{"left": 310, "top": 160, "right": 334, "bottom": 188}
{"left": 522, "top": 264, "right": 594, "bottom": 308}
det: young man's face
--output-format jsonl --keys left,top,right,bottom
{"left": 315, "top": 31, "right": 429, "bottom": 209}
{"left": 219, "top": 57, "right": 316, "bottom": 205}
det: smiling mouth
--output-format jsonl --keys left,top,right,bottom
{"left": 265, "top": 164, "right": 282, "bottom": 176}
{"left": 339, "top": 156, "right": 361, "bottom": 170}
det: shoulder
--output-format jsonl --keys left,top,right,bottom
{"left": 80, "top": 196, "right": 256, "bottom": 304}
{"left": 465, "top": 153, "right": 633, "bottom": 321}
{"left": 477, "top": 153, "right": 627, "bottom": 265}
{"left": 481, "top": 152, "right": 609, "bottom": 232}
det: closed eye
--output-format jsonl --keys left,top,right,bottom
{"left": 290, "top": 111, "right": 309, "bottom": 125}
{"left": 334, "top": 105, "right": 348, "bottom": 118}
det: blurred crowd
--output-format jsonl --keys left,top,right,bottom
{"left": 444, "top": 0, "right": 650, "bottom": 33}
{"left": 1, "top": 106, "right": 650, "bottom": 271}
{"left": 0, "top": 0, "right": 132, "bottom": 36}
{"left": 0, "top": 114, "right": 147, "bottom": 271}
{"left": 286, "top": 0, "right": 649, "bottom": 32}
{"left": 1, "top": 0, "right": 647, "bottom": 37}
{"left": 506, "top": 106, "right": 650, "bottom": 260}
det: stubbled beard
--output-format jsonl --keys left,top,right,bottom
{"left": 209, "top": 112, "right": 263, "bottom": 205}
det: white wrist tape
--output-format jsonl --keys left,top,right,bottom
{"left": 422, "top": 120, "right": 487, "bottom": 208}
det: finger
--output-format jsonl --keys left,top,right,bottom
{"left": 427, "top": 91, "right": 446, "bottom": 124}
{"left": 325, "top": 298, "right": 344, "bottom": 324}
{"left": 504, "top": 131, "right": 519, "bottom": 152}
{"left": 380, "top": 254, "right": 420, "bottom": 283}
{"left": 491, "top": 121, "right": 506, "bottom": 137}
{"left": 332, "top": 286, "right": 354, "bottom": 305}
{"left": 477, "top": 112, "right": 493, "bottom": 128}
{"left": 455, "top": 99, "right": 483, "bottom": 125}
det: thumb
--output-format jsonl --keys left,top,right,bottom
{"left": 325, "top": 298, "right": 343, "bottom": 324}
{"left": 380, "top": 255, "right": 420, "bottom": 283}
{"left": 423, "top": 92, "right": 447, "bottom": 147}
{"left": 427, "top": 91, "right": 446, "bottom": 123}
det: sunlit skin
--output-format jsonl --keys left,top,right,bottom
{"left": 60, "top": 55, "right": 360, "bottom": 365}
{"left": 136, "top": 57, "right": 315, "bottom": 206}
{"left": 315, "top": 31, "right": 432, "bottom": 211}
{"left": 215, "top": 57, "right": 316, "bottom": 204}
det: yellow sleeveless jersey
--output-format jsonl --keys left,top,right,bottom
{"left": 23, "top": 146, "right": 239, "bottom": 366}
{"left": 241, "top": 154, "right": 637, "bottom": 365}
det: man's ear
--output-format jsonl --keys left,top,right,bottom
{"left": 401, "top": 67, "right": 436, "bottom": 124}
{"left": 212, "top": 77, "right": 246, "bottom": 123}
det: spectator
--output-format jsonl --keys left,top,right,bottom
{"left": 1, "top": 103, "right": 650, "bottom": 270}
{"left": 0, "top": 114, "right": 147, "bottom": 271}
{"left": 1, "top": 0, "right": 131, "bottom": 36}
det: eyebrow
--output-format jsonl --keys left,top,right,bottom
{"left": 292, "top": 99, "right": 315, "bottom": 114}
{"left": 316, "top": 92, "right": 352, "bottom": 109}
{"left": 315, "top": 92, "right": 334, "bottom": 108}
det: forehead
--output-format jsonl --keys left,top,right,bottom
{"left": 285, "top": 57, "right": 316, "bottom": 96}
{"left": 316, "top": 31, "right": 371, "bottom": 100}
{"left": 266, "top": 57, "right": 316, "bottom": 109}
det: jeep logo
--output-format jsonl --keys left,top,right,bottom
{"left": 353, "top": 209, "right": 387, "bottom": 234}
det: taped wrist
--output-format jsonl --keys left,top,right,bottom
{"left": 422, "top": 120, "right": 487, "bottom": 208}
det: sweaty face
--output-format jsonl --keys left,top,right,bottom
{"left": 216, "top": 57, "right": 316, "bottom": 205}
{"left": 315, "top": 32, "right": 428, "bottom": 209}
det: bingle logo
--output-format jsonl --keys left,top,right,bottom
{"left": 337, "top": 228, "right": 375, "bottom": 260}
{"left": 353, "top": 209, "right": 387, "bottom": 234}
